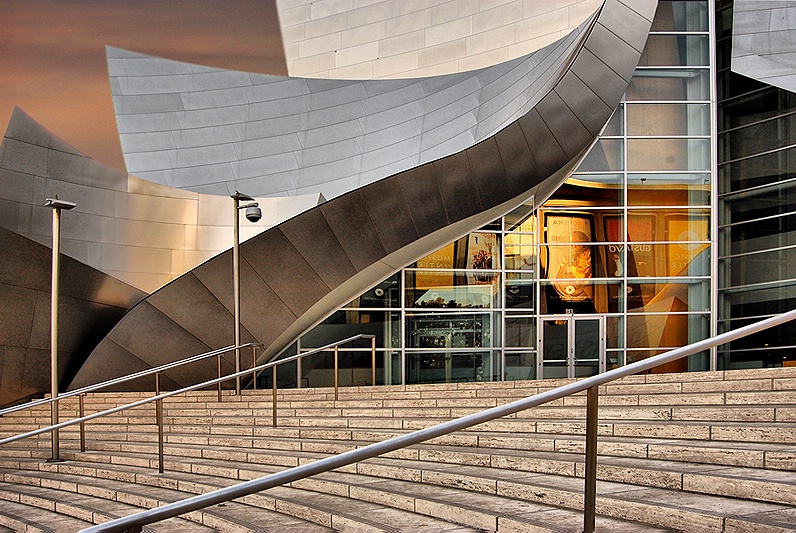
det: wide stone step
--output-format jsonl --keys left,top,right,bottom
{"left": 0, "top": 463, "right": 479, "bottom": 532}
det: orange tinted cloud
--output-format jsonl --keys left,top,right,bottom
{"left": 0, "top": 0, "right": 286, "bottom": 170}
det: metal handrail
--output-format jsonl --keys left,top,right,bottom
{"left": 0, "top": 334, "right": 376, "bottom": 450}
{"left": 0, "top": 343, "right": 249, "bottom": 418}
{"left": 78, "top": 308, "right": 796, "bottom": 533}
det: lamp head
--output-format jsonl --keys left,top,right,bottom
{"left": 44, "top": 198, "right": 77, "bottom": 210}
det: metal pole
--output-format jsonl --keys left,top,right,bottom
{"left": 79, "top": 394, "right": 86, "bottom": 452}
{"left": 371, "top": 336, "right": 376, "bottom": 386}
{"left": 233, "top": 196, "right": 241, "bottom": 395}
{"left": 334, "top": 345, "right": 339, "bottom": 401}
{"left": 583, "top": 385, "right": 599, "bottom": 533}
{"left": 217, "top": 354, "right": 222, "bottom": 402}
{"left": 45, "top": 198, "right": 75, "bottom": 462}
{"left": 252, "top": 345, "right": 258, "bottom": 390}
{"left": 156, "top": 373, "right": 164, "bottom": 474}
{"left": 272, "top": 366, "right": 278, "bottom": 427}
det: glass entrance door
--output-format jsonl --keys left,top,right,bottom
{"left": 539, "top": 315, "right": 605, "bottom": 379}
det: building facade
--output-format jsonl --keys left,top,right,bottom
{"left": 3, "top": 0, "right": 796, "bottom": 405}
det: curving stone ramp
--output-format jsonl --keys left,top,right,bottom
{"left": 71, "top": 0, "right": 658, "bottom": 390}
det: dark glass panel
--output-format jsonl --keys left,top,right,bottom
{"left": 720, "top": 145, "right": 796, "bottom": 191}
{"left": 651, "top": 1, "right": 708, "bottom": 32}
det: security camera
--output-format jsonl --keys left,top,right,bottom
{"left": 245, "top": 205, "right": 262, "bottom": 223}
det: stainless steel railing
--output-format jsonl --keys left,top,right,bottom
{"left": 76, "top": 308, "right": 796, "bottom": 533}
{"left": 0, "top": 334, "right": 376, "bottom": 471}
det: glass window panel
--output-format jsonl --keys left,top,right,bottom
{"left": 504, "top": 351, "right": 537, "bottom": 381}
{"left": 627, "top": 210, "right": 710, "bottom": 242}
{"left": 729, "top": 247, "right": 796, "bottom": 287}
{"left": 627, "top": 103, "right": 710, "bottom": 136}
{"left": 639, "top": 35, "right": 710, "bottom": 67}
{"left": 720, "top": 145, "right": 796, "bottom": 192}
{"left": 726, "top": 182, "right": 796, "bottom": 224}
{"left": 410, "top": 232, "right": 499, "bottom": 269}
{"left": 301, "top": 310, "right": 400, "bottom": 349}
{"left": 405, "top": 271, "right": 500, "bottom": 308}
{"left": 343, "top": 273, "right": 400, "bottom": 308}
{"left": 405, "top": 350, "right": 496, "bottom": 384}
{"left": 560, "top": 174, "right": 624, "bottom": 206}
{"left": 627, "top": 173, "right": 710, "bottom": 206}
{"left": 729, "top": 214, "right": 796, "bottom": 255}
{"left": 627, "top": 69, "right": 710, "bottom": 101}
{"left": 505, "top": 272, "right": 535, "bottom": 309}
{"left": 602, "top": 105, "right": 624, "bottom": 136}
{"left": 626, "top": 279, "right": 710, "bottom": 313}
{"left": 720, "top": 114, "right": 796, "bottom": 162}
{"left": 504, "top": 315, "right": 535, "bottom": 347}
{"left": 406, "top": 313, "right": 492, "bottom": 349}
{"left": 606, "top": 315, "right": 624, "bottom": 349}
{"left": 651, "top": 1, "right": 709, "bottom": 32}
{"left": 623, "top": 243, "right": 710, "bottom": 277}
{"left": 540, "top": 280, "right": 623, "bottom": 314}
{"left": 576, "top": 139, "right": 624, "bottom": 171}
{"left": 720, "top": 87, "right": 796, "bottom": 131}
{"left": 505, "top": 203, "right": 536, "bottom": 232}
{"left": 504, "top": 234, "right": 535, "bottom": 271}
{"left": 628, "top": 138, "right": 710, "bottom": 171}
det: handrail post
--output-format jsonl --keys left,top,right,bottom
{"left": 79, "top": 394, "right": 86, "bottom": 452}
{"left": 252, "top": 345, "right": 258, "bottom": 390}
{"left": 334, "top": 345, "right": 339, "bottom": 401}
{"left": 583, "top": 385, "right": 599, "bottom": 533}
{"left": 216, "top": 354, "right": 222, "bottom": 403}
{"left": 156, "top": 372, "right": 164, "bottom": 474}
{"left": 272, "top": 366, "right": 278, "bottom": 427}
{"left": 371, "top": 336, "right": 376, "bottom": 386}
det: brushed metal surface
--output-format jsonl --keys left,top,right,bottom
{"left": 107, "top": 11, "right": 596, "bottom": 200}
{"left": 71, "top": 0, "right": 657, "bottom": 391}
{"left": 0, "top": 109, "right": 323, "bottom": 294}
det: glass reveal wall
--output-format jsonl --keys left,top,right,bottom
{"left": 716, "top": 0, "right": 796, "bottom": 368}
{"left": 273, "top": 1, "right": 716, "bottom": 388}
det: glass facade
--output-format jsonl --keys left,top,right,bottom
{"left": 265, "top": 1, "right": 729, "bottom": 387}
{"left": 716, "top": 1, "right": 796, "bottom": 368}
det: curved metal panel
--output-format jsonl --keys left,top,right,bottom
{"left": 108, "top": 13, "right": 597, "bottom": 200}
{"left": 0, "top": 108, "right": 322, "bottom": 294}
{"left": 0, "top": 226, "right": 146, "bottom": 407}
{"left": 71, "top": 0, "right": 657, "bottom": 391}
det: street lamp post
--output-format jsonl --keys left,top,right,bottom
{"left": 231, "top": 192, "right": 262, "bottom": 395}
{"left": 45, "top": 197, "right": 76, "bottom": 462}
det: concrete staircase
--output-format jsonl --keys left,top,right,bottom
{"left": 1, "top": 367, "right": 796, "bottom": 532}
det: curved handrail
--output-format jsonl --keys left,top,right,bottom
{"left": 79, "top": 308, "right": 796, "bottom": 533}
{"left": 0, "top": 334, "right": 376, "bottom": 447}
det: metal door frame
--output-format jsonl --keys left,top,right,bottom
{"left": 538, "top": 314, "right": 606, "bottom": 379}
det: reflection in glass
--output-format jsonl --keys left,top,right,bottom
{"left": 504, "top": 233, "right": 535, "bottom": 271}
{"left": 628, "top": 138, "right": 710, "bottom": 171}
{"left": 627, "top": 69, "right": 710, "bottom": 101}
{"left": 564, "top": 174, "right": 624, "bottom": 206}
{"left": 343, "top": 273, "right": 400, "bottom": 308}
{"left": 639, "top": 35, "right": 709, "bottom": 67}
{"left": 505, "top": 315, "right": 534, "bottom": 347}
{"left": 505, "top": 272, "right": 535, "bottom": 309}
{"left": 505, "top": 351, "right": 536, "bottom": 381}
{"left": 627, "top": 173, "right": 710, "bottom": 206}
{"left": 626, "top": 278, "right": 710, "bottom": 312}
{"left": 406, "top": 271, "right": 499, "bottom": 308}
{"left": 720, "top": 145, "right": 796, "bottom": 192}
{"left": 301, "top": 310, "right": 400, "bottom": 349}
{"left": 576, "top": 139, "right": 624, "bottom": 171}
{"left": 405, "top": 351, "right": 497, "bottom": 384}
{"left": 406, "top": 313, "right": 491, "bottom": 349}
{"left": 651, "top": 1, "right": 708, "bottom": 32}
{"left": 627, "top": 103, "right": 710, "bottom": 136}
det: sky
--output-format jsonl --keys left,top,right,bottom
{"left": 0, "top": 0, "right": 287, "bottom": 170}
